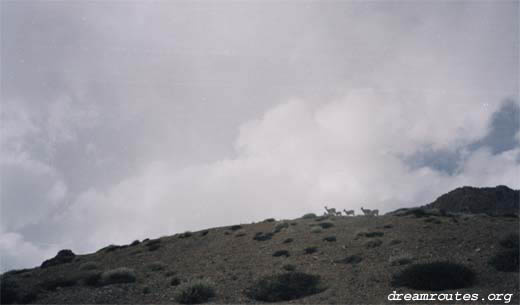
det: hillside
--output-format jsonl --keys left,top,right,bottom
{"left": 424, "top": 185, "right": 519, "bottom": 216}
{"left": 1, "top": 209, "right": 519, "bottom": 304}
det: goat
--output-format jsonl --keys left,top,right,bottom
{"left": 324, "top": 206, "right": 337, "bottom": 216}
{"left": 343, "top": 209, "right": 355, "bottom": 216}
{"left": 361, "top": 207, "right": 379, "bottom": 216}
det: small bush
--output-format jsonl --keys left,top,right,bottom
{"left": 310, "top": 227, "right": 322, "bottom": 234}
{"left": 179, "top": 231, "right": 193, "bottom": 238}
{"left": 488, "top": 250, "right": 519, "bottom": 272}
{"left": 147, "top": 261, "right": 167, "bottom": 271}
{"left": 364, "top": 239, "right": 382, "bottom": 248}
{"left": 200, "top": 230, "right": 209, "bottom": 236}
{"left": 235, "top": 229, "right": 246, "bottom": 237}
{"left": 389, "top": 239, "right": 402, "bottom": 246}
{"left": 146, "top": 239, "right": 161, "bottom": 251}
{"left": 229, "top": 225, "right": 242, "bottom": 231}
{"left": 103, "top": 244, "right": 123, "bottom": 252}
{"left": 165, "top": 270, "right": 176, "bottom": 277}
{"left": 273, "top": 250, "right": 290, "bottom": 257}
{"left": 314, "top": 216, "right": 329, "bottom": 221}
{"left": 317, "top": 221, "right": 334, "bottom": 229}
{"left": 174, "top": 279, "right": 215, "bottom": 304}
{"left": 263, "top": 218, "right": 276, "bottom": 223}
{"left": 357, "top": 231, "right": 384, "bottom": 238}
{"left": 253, "top": 232, "right": 274, "bottom": 241}
{"left": 389, "top": 254, "right": 413, "bottom": 266}
{"left": 391, "top": 262, "right": 476, "bottom": 291}
{"left": 245, "top": 272, "right": 326, "bottom": 302}
{"left": 499, "top": 233, "right": 519, "bottom": 249}
{"left": 101, "top": 267, "right": 137, "bottom": 285}
{"left": 130, "top": 240, "right": 140, "bottom": 246}
{"left": 41, "top": 276, "right": 78, "bottom": 291}
{"left": 335, "top": 255, "right": 363, "bottom": 264}
{"left": 79, "top": 261, "right": 100, "bottom": 271}
{"left": 302, "top": 213, "right": 317, "bottom": 219}
{"left": 273, "top": 222, "right": 289, "bottom": 233}
{"left": 283, "top": 238, "right": 294, "bottom": 244}
{"left": 282, "top": 264, "right": 296, "bottom": 271}
{"left": 323, "top": 236, "right": 336, "bottom": 242}
{"left": 81, "top": 271, "right": 102, "bottom": 286}
{"left": 143, "top": 286, "right": 151, "bottom": 294}
{"left": 171, "top": 277, "right": 181, "bottom": 286}
{"left": 304, "top": 247, "right": 318, "bottom": 254}
{"left": 383, "top": 224, "right": 393, "bottom": 229}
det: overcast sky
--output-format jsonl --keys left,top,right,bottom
{"left": 1, "top": 1, "right": 519, "bottom": 272}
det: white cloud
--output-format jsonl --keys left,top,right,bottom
{"left": 52, "top": 93, "right": 519, "bottom": 255}
{"left": 0, "top": 231, "right": 58, "bottom": 271}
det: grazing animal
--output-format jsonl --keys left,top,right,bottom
{"left": 324, "top": 206, "right": 337, "bottom": 216}
{"left": 343, "top": 209, "right": 355, "bottom": 216}
{"left": 336, "top": 211, "right": 342, "bottom": 216}
{"left": 361, "top": 207, "right": 372, "bottom": 216}
{"left": 361, "top": 207, "right": 379, "bottom": 216}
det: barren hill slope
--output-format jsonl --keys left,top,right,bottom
{"left": 2, "top": 211, "right": 518, "bottom": 304}
{"left": 424, "top": 185, "right": 519, "bottom": 216}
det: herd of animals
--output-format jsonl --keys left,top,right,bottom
{"left": 323, "top": 206, "right": 379, "bottom": 216}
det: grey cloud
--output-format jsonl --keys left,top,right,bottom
{"left": 1, "top": 1, "right": 518, "bottom": 272}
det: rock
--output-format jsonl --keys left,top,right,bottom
{"left": 41, "top": 250, "right": 75, "bottom": 268}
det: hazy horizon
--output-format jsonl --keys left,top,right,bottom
{"left": 1, "top": 0, "right": 519, "bottom": 272}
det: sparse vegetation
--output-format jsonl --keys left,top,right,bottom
{"left": 273, "top": 222, "right": 289, "bottom": 233}
{"left": 200, "top": 230, "right": 209, "bottom": 236}
{"left": 81, "top": 271, "right": 102, "bottom": 286}
{"left": 310, "top": 227, "right": 322, "bottom": 234}
{"left": 41, "top": 276, "right": 78, "bottom": 291}
{"left": 235, "top": 229, "right": 246, "bottom": 237}
{"left": 357, "top": 231, "right": 384, "bottom": 238}
{"left": 335, "top": 255, "right": 363, "bottom": 264}
{"left": 79, "top": 261, "right": 100, "bottom": 271}
{"left": 263, "top": 218, "right": 276, "bottom": 223}
{"left": 489, "top": 250, "right": 519, "bottom": 272}
{"left": 273, "top": 250, "right": 290, "bottom": 257}
{"left": 304, "top": 247, "right": 318, "bottom": 254}
{"left": 282, "top": 264, "right": 296, "bottom": 271}
{"left": 364, "top": 239, "right": 382, "bottom": 248}
{"left": 245, "top": 272, "right": 326, "bottom": 302}
{"left": 143, "top": 286, "right": 151, "bottom": 294}
{"left": 173, "top": 279, "right": 215, "bottom": 304}
{"left": 302, "top": 213, "right": 317, "bottom": 219}
{"left": 389, "top": 254, "right": 413, "bottom": 266}
{"left": 488, "top": 233, "right": 519, "bottom": 272}
{"left": 229, "top": 225, "right": 242, "bottom": 231}
{"left": 145, "top": 239, "right": 161, "bottom": 251}
{"left": 389, "top": 239, "right": 402, "bottom": 245}
{"left": 392, "top": 262, "right": 476, "bottom": 291}
{"left": 171, "top": 277, "right": 182, "bottom": 286}
{"left": 499, "top": 233, "right": 519, "bottom": 249}
{"left": 130, "top": 240, "right": 140, "bottom": 246}
{"left": 317, "top": 221, "right": 334, "bottom": 229}
{"left": 323, "top": 236, "right": 336, "bottom": 242}
{"left": 1, "top": 277, "right": 19, "bottom": 304}
{"left": 147, "top": 261, "right": 167, "bottom": 271}
{"left": 101, "top": 267, "right": 137, "bottom": 285}
{"left": 253, "top": 232, "right": 274, "bottom": 241}
{"left": 179, "top": 231, "right": 193, "bottom": 238}
{"left": 283, "top": 238, "right": 293, "bottom": 244}
{"left": 103, "top": 244, "right": 123, "bottom": 252}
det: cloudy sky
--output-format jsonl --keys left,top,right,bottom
{"left": 1, "top": 1, "right": 518, "bottom": 272}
